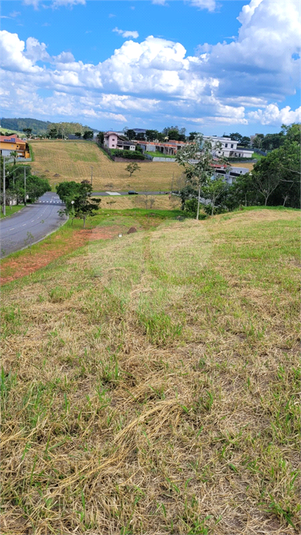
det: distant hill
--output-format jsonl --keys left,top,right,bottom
{"left": 1, "top": 118, "right": 51, "bottom": 135}
{"left": 1, "top": 118, "right": 98, "bottom": 136}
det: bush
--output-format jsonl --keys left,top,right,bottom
{"left": 111, "top": 149, "right": 145, "bottom": 160}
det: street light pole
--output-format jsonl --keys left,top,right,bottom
{"left": 2, "top": 155, "right": 6, "bottom": 216}
{"left": 24, "top": 167, "right": 27, "bottom": 206}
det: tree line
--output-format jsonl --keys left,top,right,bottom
{"left": 0, "top": 157, "right": 51, "bottom": 208}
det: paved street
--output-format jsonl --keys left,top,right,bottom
{"left": 93, "top": 191, "right": 169, "bottom": 196}
{"left": 0, "top": 192, "right": 67, "bottom": 258}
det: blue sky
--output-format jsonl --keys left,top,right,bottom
{"left": 0, "top": 0, "right": 300, "bottom": 135}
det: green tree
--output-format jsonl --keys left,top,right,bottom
{"left": 251, "top": 129, "right": 300, "bottom": 206}
{"left": 252, "top": 134, "right": 264, "bottom": 149}
{"left": 188, "top": 132, "right": 198, "bottom": 141}
{"left": 202, "top": 174, "right": 228, "bottom": 215}
{"left": 83, "top": 130, "right": 93, "bottom": 140}
{"left": 125, "top": 129, "right": 136, "bottom": 140}
{"left": 125, "top": 162, "right": 140, "bottom": 177}
{"left": 75, "top": 132, "right": 82, "bottom": 138}
{"left": 176, "top": 135, "right": 227, "bottom": 220}
{"left": 58, "top": 181, "right": 101, "bottom": 227}
{"left": 23, "top": 128, "right": 32, "bottom": 137}
{"left": 145, "top": 130, "right": 159, "bottom": 141}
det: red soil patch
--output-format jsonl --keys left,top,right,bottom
{"left": 1, "top": 226, "right": 122, "bottom": 285}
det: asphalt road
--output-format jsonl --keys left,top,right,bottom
{"left": 0, "top": 192, "right": 67, "bottom": 258}
{"left": 93, "top": 191, "right": 169, "bottom": 196}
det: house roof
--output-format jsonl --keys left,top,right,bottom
{"left": 0, "top": 134, "right": 24, "bottom": 144}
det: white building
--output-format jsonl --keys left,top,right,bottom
{"left": 203, "top": 136, "right": 253, "bottom": 158}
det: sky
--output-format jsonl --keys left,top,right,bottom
{"left": 0, "top": 0, "right": 300, "bottom": 136}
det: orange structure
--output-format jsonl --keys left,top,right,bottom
{"left": 0, "top": 134, "right": 30, "bottom": 159}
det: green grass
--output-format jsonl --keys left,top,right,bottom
{"left": 145, "top": 151, "right": 176, "bottom": 158}
{"left": 252, "top": 152, "right": 265, "bottom": 161}
{"left": 1, "top": 208, "right": 300, "bottom": 534}
{"left": 28, "top": 143, "right": 35, "bottom": 161}
{"left": 0, "top": 205, "right": 25, "bottom": 219}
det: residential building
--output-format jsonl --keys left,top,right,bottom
{"left": 103, "top": 131, "right": 136, "bottom": 151}
{"left": 140, "top": 140, "right": 186, "bottom": 156}
{"left": 203, "top": 136, "right": 253, "bottom": 158}
{"left": 0, "top": 134, "right": 30, "bottom": 159}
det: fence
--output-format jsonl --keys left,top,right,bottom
{"left": 152, "top": 157, "right": 176, "bottom": 162}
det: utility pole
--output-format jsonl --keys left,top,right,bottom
{"left": 2, "top": 156, "right": 6, "bottom": 216}
{"left": 90, "top": 166, "right": 93, "bottom": 186}
{"left": 24, "top": 167, "right": 27, "bottom": 206}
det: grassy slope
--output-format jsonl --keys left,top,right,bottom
{"left": 1, "top": 208, "right": 300, "bottom": 535}
{"left": 30, "top": 140, "right": 184, "bottom": 192}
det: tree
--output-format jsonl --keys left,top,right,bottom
{"left": 58, "top": 181, "right": 101, "bottom": 227}
{"left": 83, "top": 130, "right": 93, "bottom": 140}
{"left": 188, "top": 132, "right": 198, "bottom": 141}
{"left": 10, "top": 151, "right": 18, "bottom": 166}
{"left": 23, "top": 128, "right": 32, "bottom": 138}
{"left": 125, "top": 162, "right": 140, "bottom": 177}
{"left": 47, "top": 128, "right": 58, "bottom": 139}
{"left": 75, "top": 132, "right": 82, "bottom": 138}
{"left": 145, "top": 130, "right": 159, "bottom": 142}
{"left": 125, "top": 129, "right": 136, "bottom": 140}
{"left": 202, "top": 174, "right": 228, "bottom": 215}
{"left": 97, "top": 132, "right": 104, "bottom": 144}
{"left": 176, "top": 135, "right": 227, "bottom": 220}
{"left": 252, "top": 134, "right": 264, "bottom": 149}
{"left": 251, "top": 128, "right": 300, "bottom": 207}
{"left": 261, "top": 132, "right": 285, "bottom": 151}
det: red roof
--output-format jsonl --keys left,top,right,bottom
{"left": 0, "top": 134, "right": 24, "bottom": 143}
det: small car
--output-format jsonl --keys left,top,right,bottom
{"left": 128, "top": 190, "right": 138, "bottom": 195}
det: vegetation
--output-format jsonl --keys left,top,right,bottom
{"left": 57, "top": 180, "right": 101, "bottom": 227}
{"left": 110, "top": 149, "right": 146, "bottom": 160}
{"left": 29, "top": 140, "right": 184, "bottom": 192}
{"left": 145, "top": 151, "right": 176, "bottom": 159}
{"left": 125, "top": 162, "right": 141, "bottom": 177}
{"left": 1, "top": 208, "right": 300, "bottom": 534}
{"left": 176, "top": 135, "right": 229, "bottom": 219}
{"left": 1, "top": 117, "right": 52, "bottom": 135}
{"left": 0, "top": 118, "right": 96, "bottom": 137}
{"left": 176, "top": 124, "right": 300, "bottom": 215}
{"left": 0, "top": 158, "right": 51, "bottom": 207}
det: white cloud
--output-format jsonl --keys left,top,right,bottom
{"left": 0, "top": 31, "right": 42, "bottom": 73}
{"left": 189, "top": 0, "right": 217, "bottom": 12}
{"left": 248, "top": 104, "right": 301, "bottom": 125}
{"left": 25, "top": 37, "right": 50, "bottom": 62}
{"left": 113, "top": 27, "right": 139, "bottom": 39}
{"left": 1, "top": 0, "right": 301, "bottom": 129}
{"left": 198, "top": 0, "right": 301, "bottom": 100}
{"left": 53, "top": 51, "right": 75, "bottom": 63}
{"left": 23, "top": 0, "right": 85, "bottom": 8}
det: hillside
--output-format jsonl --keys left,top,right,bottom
{"left": 30, "top": 140, "right": 184, "bottom": 191}
{"left": 1, "top": 208, "right": 300, "bottom": 535}
{"left": 1, "top": 117, "right": 51, "bottom": 134}
{"left": 1, "top": 118, "right": 96, "bottom": 136}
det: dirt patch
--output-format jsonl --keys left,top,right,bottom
{"left": 1, "top": 226, "right": 122, "bottom": 285}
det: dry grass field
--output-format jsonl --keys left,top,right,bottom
{"left": 30, "top": 141, "right": 254, "bottom": 192}
{"left": 30, "top": 141, "right": 183, "bottom": 192}
{"left": 1, "top": 208, "right": 300, "bottom": 535}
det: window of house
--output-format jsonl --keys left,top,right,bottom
{"left": 225, "top": 143, "right": 228, "bottom": 148}
{"left": 231, "top": 144, "right": 233, "bottom": 148}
